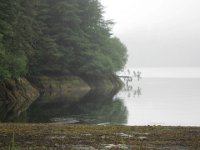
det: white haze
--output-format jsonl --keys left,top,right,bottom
{"left": 101, "top": 0, "right": 200, "bottom": 68}
{"left": 120, "top": 67, "right": 200, "bottom": 78}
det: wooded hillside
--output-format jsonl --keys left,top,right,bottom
{"left": 0, "top": 0, "right": 128, "bottom": 79}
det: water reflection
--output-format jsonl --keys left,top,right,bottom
{"left": 0, "top": 98, "right": 33, "bottom": 123}
{"left": 122, "top": 86, "right": 142, "bottom": 98}
{"left": 3, "top": 77, "right": 200, "bottom": 126}
{"left": 120, "top": 76, "right": 142, "bottom": 99}
{"left": 119, "top": 78, "right": 200, "bottom": 126}
{"left": 0, "top": 88, "right": 128, "bottom": 125}
{"left": 28, "top": 89, "right": 128, "bottom": 124}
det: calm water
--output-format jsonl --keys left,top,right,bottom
{"left": 1, "top": 69, "right": 200, "bottom": 126}
{"left": 117, "top": 77, "right": 200, "bottom": 126}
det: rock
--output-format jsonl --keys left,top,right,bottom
{"left": 0, "top": 78, "right": 39, "bottom": 121}
{"left": 28, "top": 75, "right": 91, "bottom": 94}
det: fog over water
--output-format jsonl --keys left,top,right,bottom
{"left": 101, "top": 0, "right": 200, "bottom": 68}
{"left": 116, "top": 76, "right": 200, "bottom": 126}
{"left": 100, "top": 0, "right": 200, "bottom": 126}
{"left": 124, "top": 67, "right": 200, "bottom": 78}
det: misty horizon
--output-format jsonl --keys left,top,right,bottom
{"left": 118, "top": 67, "right": 200, "bottom": 78}
{"left": 101, "top": 0, "right": 200, "bottom": 68}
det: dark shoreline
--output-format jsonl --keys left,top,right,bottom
{"left": 0, "top": 74, "right": 124, "bottom": 123}
{"left": 0, "top": 123, "right": 199, "bottom": 149}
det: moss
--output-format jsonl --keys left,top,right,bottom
{"left": 28, "top": 76, "right": 91, "bottom": 95}
{"left": 81, "top": 74, "right": 124, "bottom": 95}
{"left": 27, "top": 74, "right": 123, "bottom": 98}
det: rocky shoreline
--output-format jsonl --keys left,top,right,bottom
{"left": 0, "top": 124, "right": 199, "bottom": 149}
{"left": 0, "top": 74, "right": 123, "bottom": 122}
{"left": 0, "top": 78, "right": 40, "bottom": 122}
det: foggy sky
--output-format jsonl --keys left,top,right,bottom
{"left": 101, "top": 0, "right": 200, "bottom": 68}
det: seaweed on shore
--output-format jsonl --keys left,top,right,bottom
{"left": 0, "top": 124, "right": 200, "bottom": 149}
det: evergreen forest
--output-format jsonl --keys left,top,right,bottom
{"left": 0, "top": 0, "right": 128, "bottom": 79}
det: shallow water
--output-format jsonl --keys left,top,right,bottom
{"left": 0, "top": 88, "right": 128, "bottom": 124}
{"left": 118, "top": 77, "right": 200, "bottom": 126}
{"left": 1, "top": 74, "right": 200, "bottom": 126}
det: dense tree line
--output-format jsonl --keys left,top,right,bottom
{"left": 0, "top": 0, "right": 128, "bottom": 79}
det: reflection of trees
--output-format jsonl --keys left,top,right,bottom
{"left": 94, "top": 99, "right": 127, "bottom": 124}
{"left": 0, "top": 89, "right": 88, "bottom": 123}
{"left": 119, "top": 69, "right": 142, "bottom": 99}
{"left": 92, "top": 99, "right": 127, "bottom": 124}
{"left": 133, "top": 87, "right": 142, "bottom": 97}
{"left": 74, "top": 91, "right": 128, "bottom": 124}
{"left": 122, "top": 83, "right": 142, "bottom": 98}
{"left": 26, "top": 89, "right": 128, "bottom": 124}
{"left": 0, "top": 100, "right": 31, "bottom": 122}
{"left": 0, "top": 85, "right": 128, "bottom": 124}
{"left": 26, "top": 92, "right": 88, "bottom": 123}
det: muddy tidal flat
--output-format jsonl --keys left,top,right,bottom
{"left": 0, "top": 124, "right": 200, "bottom": 150}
